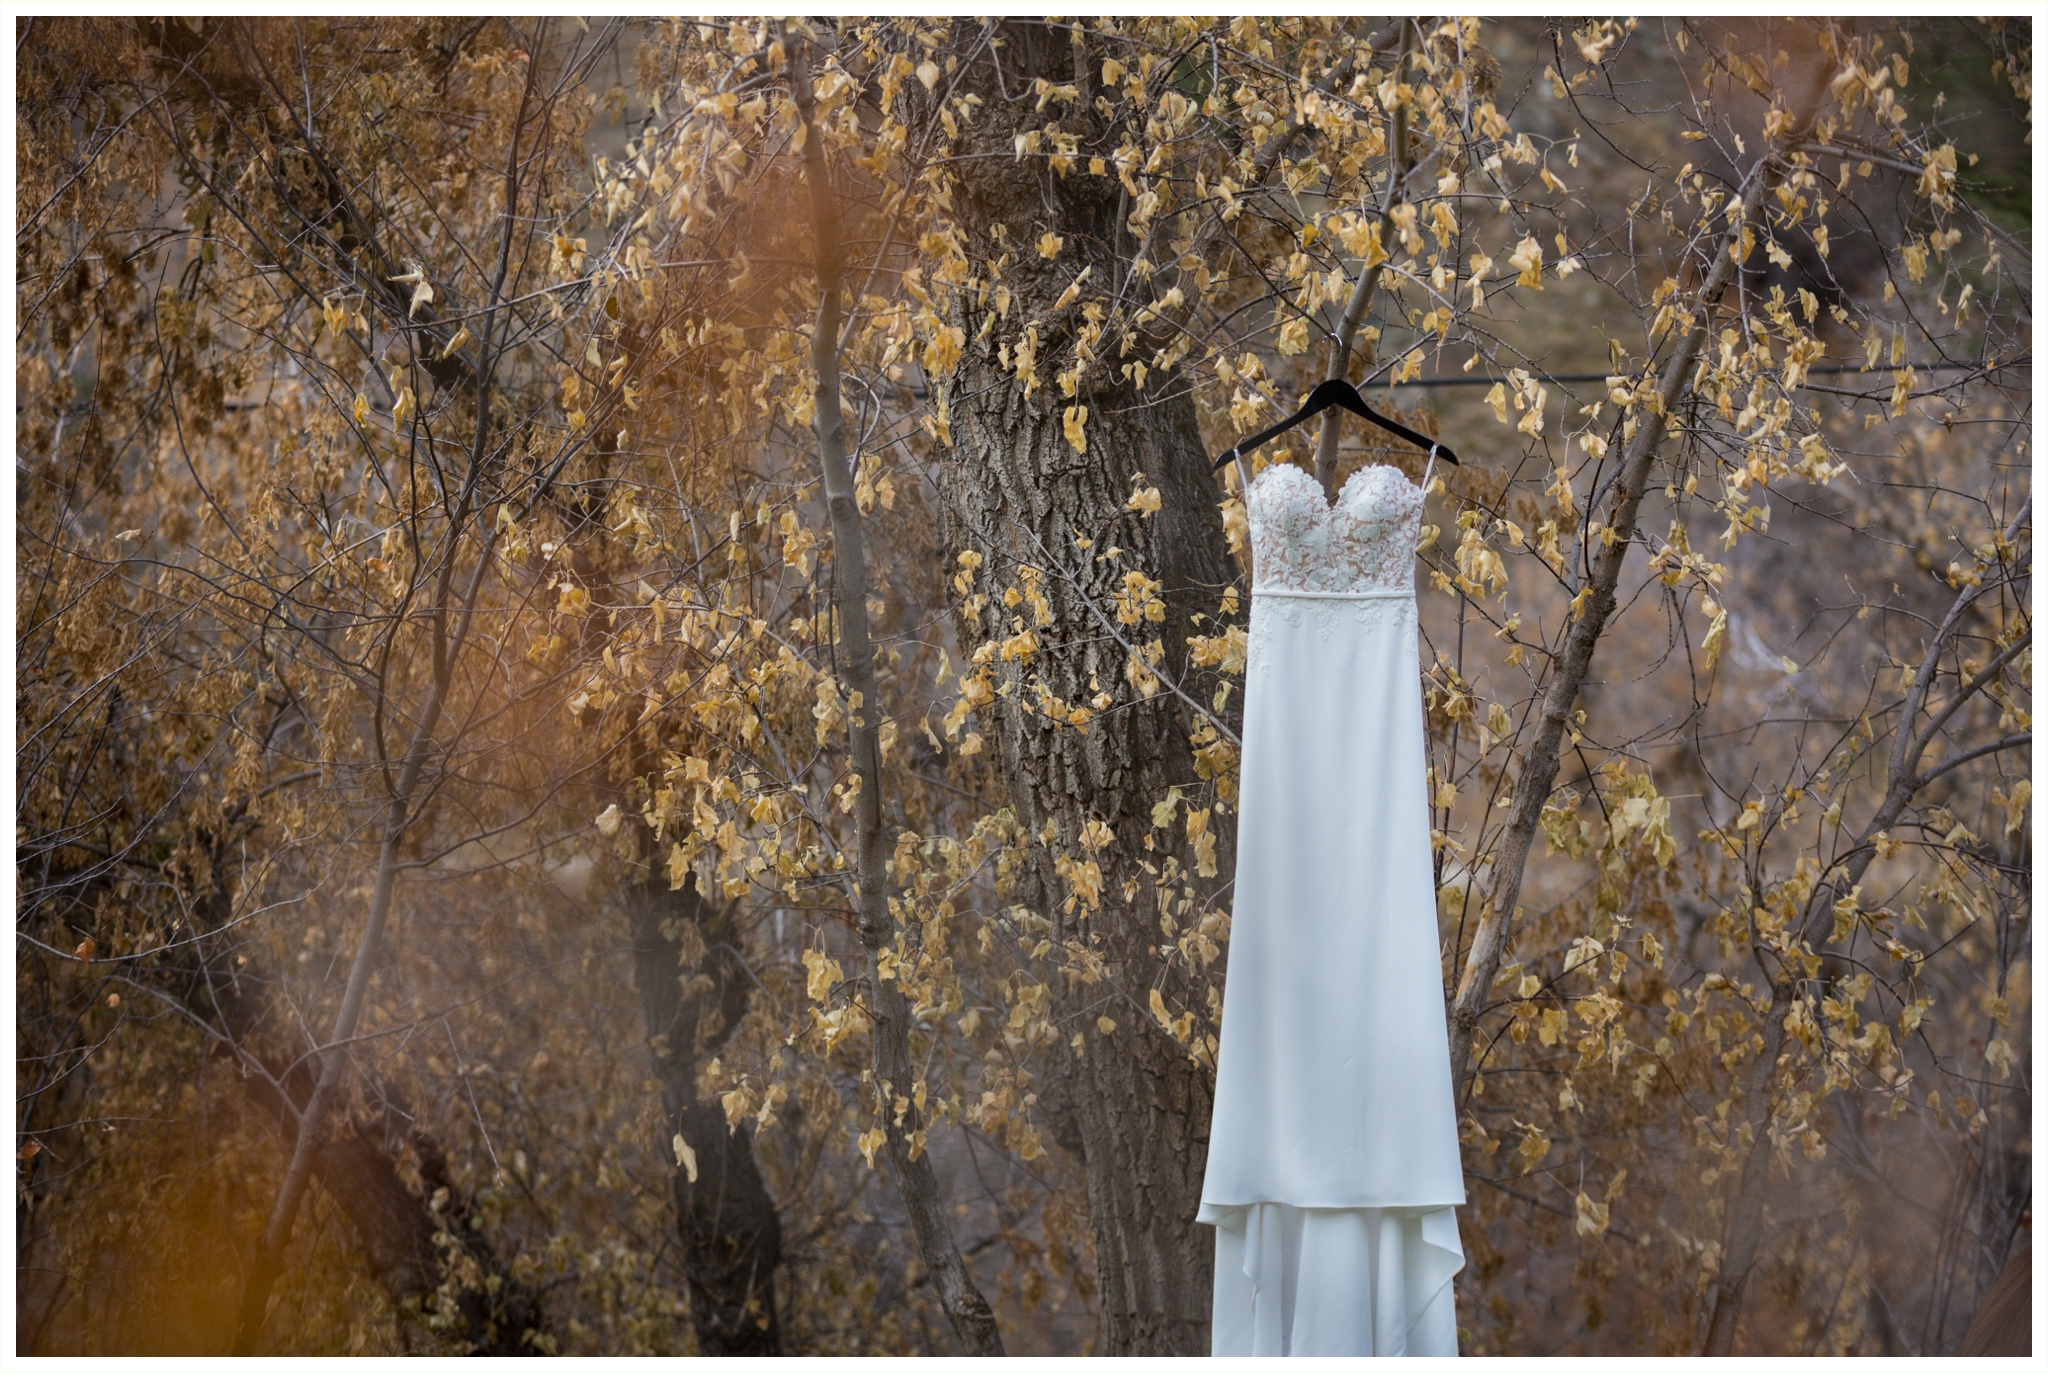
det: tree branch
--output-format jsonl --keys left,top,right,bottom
{"left": 785, "top": 30, "right": 1004, "bottom": 1358}
{"left": 1315, "top": 19, "right": 1414, "bottom": 498}
{"left": 1913, "top": 731, "right": 2030, "bottom": 789}
{"left": 1447, "top": 68, "right": 1836, "bottom": 1112}
{"left": 230, "top": 31, "right": 541, "bottom": 1354}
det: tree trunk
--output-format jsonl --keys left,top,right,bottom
{"left": 167, "top": 853, "right": 545, "bottom": 1354}
{"left": 312, "top": 1121, "right": 546, "bottom": 1354}
{"left": 934, "top": 387, "right": 1230, "bottom": 1354}
{"left": 627, "top": 874, "right": 784, "bottom": 1354}
{"left": 921, "top": 23, "right": 1241, "bottom": 1352}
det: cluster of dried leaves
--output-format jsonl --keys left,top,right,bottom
{"left": 17, "top": 16, "right": 2028, "bottom": 1356}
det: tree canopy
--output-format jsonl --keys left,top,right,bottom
{"left": 17, "top": 16, "right": 2030, "bottom": 1356}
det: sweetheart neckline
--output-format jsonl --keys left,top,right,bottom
{"left": 1249, "top": 461, "right": 1423, "bottom": 514}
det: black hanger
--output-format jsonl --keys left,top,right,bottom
{"left": 1209, "top": 378, "right": 1457, "bottom": 471}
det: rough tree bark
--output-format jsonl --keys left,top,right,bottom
{"left": 933, "top": 384, "right": 1230, "bottom": 1357}
{"left": 912, "top": 21, "right": 1252, "bottom": 1356}
{"left": 788, "top": 31, "right": 1006, "bottom": 1357}
{"left": 626, "top": 871, "right": 785, "bottom": 1354}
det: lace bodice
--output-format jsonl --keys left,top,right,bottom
{"left": 1247, "top": 463, "right": 1425, "bottom": 595}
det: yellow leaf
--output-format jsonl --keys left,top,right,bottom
{"left": 803, "top": 948, "right": 845, "bottom": 1002}
{"left": 1574, "top": 1191, "right": 1610, "bottom": 1237}
{"left": 1986, "top": 1038, "right": 2013, "bottom": 1080}
{"left": 1563, "top": 935, "right": 1605, "bottom": 974}
{"left": 1097, "top": 1016, "right": 1116, "bottom": 1034}
{"left": 1485, "top": 382, "right": 1509, "bottom": 424}
{"left": 1467, "top": 253, "right": 1493, "bottom": 308}
{"left": 721, "top": 1083, "right": 756, "bottom": 1132}
{"left": 1575, "top": 24, "right": 1616, "bottom": 65}
{"left": 1063, "top": 404, "right": 1089, "bottom": 454}
{"left": 1903, "top": 240, "right": 1928, "bottom": 283}
{"left": 2001, "top": 781, "right": 2030, "bottom": 837}
{"left": 920, "top": 326, "right": 964, "bottom": 379}
{"left": 1037, "top": 232, "right": 1064, "bottom": 259}
{"left": 594, "top": 803, "right": 622, "bottom": 837}
{"left": 673, "top": 1133, "right": 698, "bottom": 1182}
{"left": 1890, "top": 368, "right": 1916, "bottom": 417}
{"left": 1701, "top": 598, "right": 1727, "bottom": 669}
{"left": 1509, "top": 234, "right": 1544, "bottom": 288}
{"left": 1359, "top": 219, "right": 1389, "bottom": 271}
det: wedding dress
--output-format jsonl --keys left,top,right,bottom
{"left": 1199, "top": 462, "right": 1466, "bottom": 1357}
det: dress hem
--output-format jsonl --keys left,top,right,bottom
{"left": 1206, "top": 1200, "right": 1466, "bottom": 1356}
{"left": 1197, "top": 1196, "right": 1466, "bottom": 1224}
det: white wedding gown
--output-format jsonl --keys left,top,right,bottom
{"left": 1199, "top": 462, "right": 1466, "bottom": 1357}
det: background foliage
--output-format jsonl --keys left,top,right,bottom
{"left": 17, "top": 16, "right": 2030, "bottom": 1356}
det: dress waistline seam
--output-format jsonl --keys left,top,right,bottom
{"left": 1252, "top": 587, "right": 1412, "bottom": 600}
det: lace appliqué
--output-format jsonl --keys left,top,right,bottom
{"left": 1247, "top": 463, "right": 1425, "bottom": 595}
{"left": 1248, "top": 595, "right": 1417, "bottom": 675}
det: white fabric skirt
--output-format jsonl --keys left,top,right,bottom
{"left": 1206, "top": 1202, "right": 1463, "bottom": 1356}
{"left": 1200, "top": 585, "right": 1467, "bottom": 1356}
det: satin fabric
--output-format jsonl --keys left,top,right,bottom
{"left": 1199, "top": 465, "right": 1467, "bottom": 1357}
{"left": 1209, "top": 1203, "right": 1465, "bottom": 1356}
